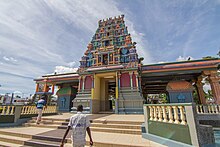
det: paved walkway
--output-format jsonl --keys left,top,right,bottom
{"left": 0, "top": 113, "right": 166, "bottom": 147}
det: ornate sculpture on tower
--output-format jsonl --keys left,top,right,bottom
{"left": 79, "top": 15, "right": 139, "bottom": 73}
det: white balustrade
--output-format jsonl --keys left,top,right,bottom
{"left": 196, "top": 104, "right": 220, "bottom": 114}
{"left": 0, "top": 106, "right": 15, "bottom": 115}
{"left": 145, "top": 104, "right": 188, "bottom": 125}
{"left": 21, "top": 105, "right": 57, "bottom": 115}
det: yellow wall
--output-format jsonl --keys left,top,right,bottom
{"left": 94, "top": 74, "right": 100, "bottom": 100}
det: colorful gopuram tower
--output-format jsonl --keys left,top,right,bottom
{"left": 74, "top": 15, "right": 144, "bottom": 114}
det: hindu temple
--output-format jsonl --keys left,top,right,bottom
{"left": 34, "top": 15, "right": 220, "bottom": 114}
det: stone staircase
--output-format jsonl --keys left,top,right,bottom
{"left": 25, "top": 117, "right": 142, "bottom": 135}
{"left": 118, "top": 87, "right": 144, "bottom": 114}
{"left": 71, "top": 90, "right": 91, "bottom": 113}
{"left": 0, "top": 116, "right": 158, "bottom": 147}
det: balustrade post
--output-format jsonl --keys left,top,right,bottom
{"left": 217, "top": 104, "right": 220, "bottom": 113}
{"left": 215, "top": 104, "right": 219, "bottom": 113}
{"left": 153, "top": 106, "right": 158, "bottom": 121}
{"left": 158, "top": 106, "right": 162, "bottom": 121}
{"left": 24, "top": 106, "right": 28, "bottom": 114}
{"left": 196, "top": 105, "right": 199, "bottom": 113}
{"left": 6, "top": 106, "right": 10, "bottom": 115}
{"left": 162, "top": 106, "right": 168, "bottom": 122}
{"left": 211, "top": 105, "right": 215, "bottom": 113}
{"left": 10, "top": 106, "right": 15, "bottom": 115}
{"left": 168, "top": 106, "right": 174, "bottom": 123}
{"left": 208, "top": 105, "right": 211, "bottom": 113}
{"left": 204, "top": 105, "right": 208, "bottom": 113}
{"left": 149, "top": 106, "right": 153, "bottom": 120}
{"left": 179, "top": 106, "right": 187, "bottom": 125}
{"left": 21, "top": 106, "right": 25, "bottom": 114}
{"left": 173, "top": 106, "right": 180, "bottom": 124}
{"left": 200, "top": 105, "right": 204, "bottom": 113}
{"left": 1, "top": 106, "right": 6, "bottom": 115}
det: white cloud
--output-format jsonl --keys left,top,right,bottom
{"left": 54, "top": 66, "right": 78, "bottom": 74}
{"left": 3, "top": 56, "right": 17, "bottom": 62}
{"left": 66, "top": 61, "right": 76, "bottom": 68}
{"left": 176, "top": 56, "right": 194, "bottom": 61}
{"left": 3, "top": 56, "right": 10, "bottom": 61}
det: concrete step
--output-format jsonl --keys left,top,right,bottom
{"left": 25, "top": 123, "right": 60, "bottom": 129}
{"left": 0, "top": 134, "right": 29, "bottom": 145}
{"left": 27, "top": 120, "right": 141, "bottom": 129}
{"left": 92, "top": 119, "right": 142, "bottom": 125}
{"left": 90, "top": 126, "right": 141, "bottom": 135}
{"left": 31, "top": 117, "right": 143, "bottom": 125}
{"left": 23, "top": 139, "right": 62, "bottom": 147}
{"left": 0, "top": 127, "right": 162, "bottom": 147}
{"left": 31, "top": 117, "right": 69, "bottom": 122}
{"left": 0, "top": 141, "right": 23, "bottom": 147}
{"left": 91, "top": 123, "right": 141, "bottom": 129}
{"left": 0, "top": 130, "right": 32, "bottom": 138}
{"left": 25, "top": 123, "right": 141, "bottom": 135}
{"left": 29, "top": 119, "right": 142, "bottom": 126}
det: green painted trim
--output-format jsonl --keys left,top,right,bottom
{"left": 144, "top": 103, "right": 192, "bottom": 106}
{"left": 0, "top": 115, "right": 14, "bottom": 123}
{"left": 148, "top": 120, "right": 192, "bottom": 145}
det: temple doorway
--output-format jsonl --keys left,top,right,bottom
{"left": 93, "top": 72, "right": 116, "bottom": 113}
{"left": 108, "top": 81, "right": 116, "bottom": 111}
{"left": 100, "top": 78, "right": 116, "bottom": 112}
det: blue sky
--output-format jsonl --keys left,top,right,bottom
{"left": 0, "top": 0, "right": 219, "bottom": 95}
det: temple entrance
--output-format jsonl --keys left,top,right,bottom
{"left": 93, "top": 72, "right": 116, "bottom": 113}
{"left": 108, "top": 81, "right": 116, "bottom": 111}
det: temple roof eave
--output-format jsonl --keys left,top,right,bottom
{"left": 34, "top": 72, "right": 79, "bottom": 83}
{"left": 141, "top": 59, "right": 220, "bottom": 75}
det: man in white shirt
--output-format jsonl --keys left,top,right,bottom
{"left": 60, "top": 105, "right": 93, "bottom": 147}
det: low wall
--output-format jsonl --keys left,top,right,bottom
{"left": 148, "top": 120, "right": 191, "bottom": 144}
{"left": 198, "top": 125, "right": 215, "bottom": 145}
{"left": 0, "top": 115, "right": 14, "bottom": 123}
{"left": 142, "top": 103, "right": 218, "bottom": 146}
{"left": 0, "top": 105, "right": 58, "bottom": 123}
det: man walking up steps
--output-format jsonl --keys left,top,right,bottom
{"left": 60, "top": 105, "right": 93, "bottom": 147}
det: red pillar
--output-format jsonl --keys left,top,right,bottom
{"left": 196, "top": 76, "right": 206, "bottom": 104}
{"left": 209, "top": 74, "right": 220, "bottom": 104}
{"left": 35, "top": 83, "right": 39, "bottom": 93}
{"left": 52, "top": 85, "right": 55, "bottom": 94}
